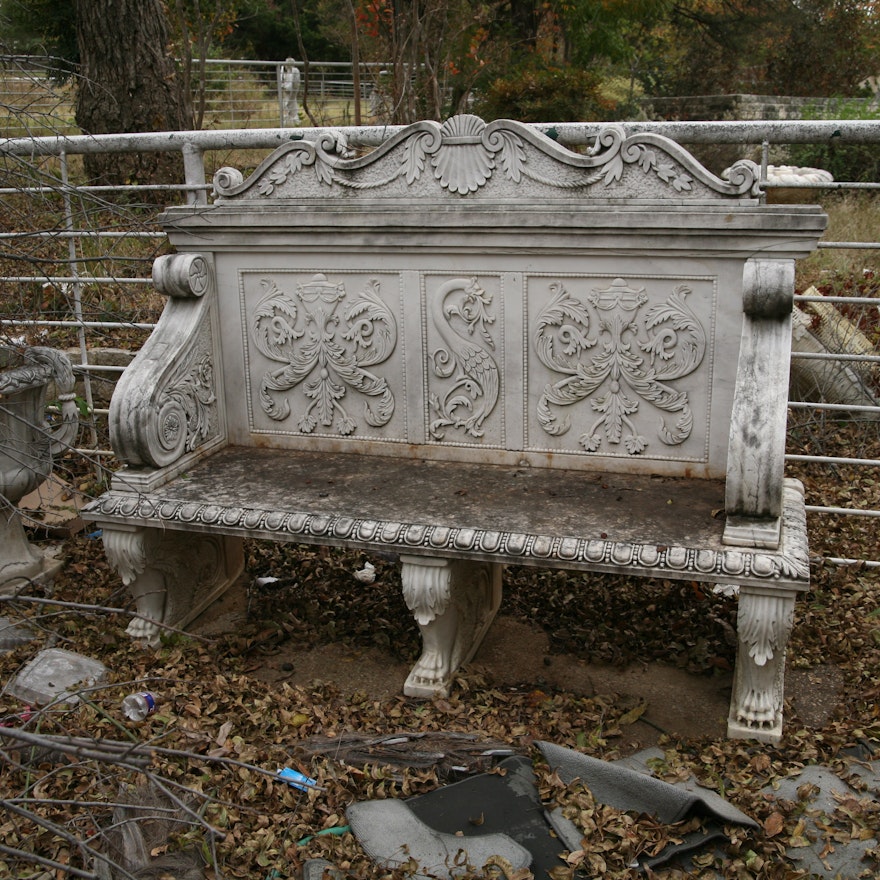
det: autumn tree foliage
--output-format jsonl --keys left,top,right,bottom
{"left": 318, "top": 0, "right": 495, "bottom": 122}
{"left": 646, "top": 0, "right": 880, "bottom": 97}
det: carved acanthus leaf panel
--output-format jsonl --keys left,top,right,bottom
{"left": 247, "top": 272, "right": 398, "bottom": 437}
{"left": 155, "top": 332, "right": 218, "bottom": 459}
{"left": 532, "top": 276, "right": 711, "bottom": 459}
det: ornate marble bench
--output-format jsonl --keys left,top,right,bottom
{"left": 83, "top": 115, "right": 826, "bottom": 742}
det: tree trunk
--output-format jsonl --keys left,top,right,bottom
{"left": 73, "top": 0, "right": 192, "bottom": 186}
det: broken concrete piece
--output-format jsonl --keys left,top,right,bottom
{"left": 10, "top": 647, "right": 109, "bottom": 706}
{"left": 0, "top": 615, "right": 37, "bottom": 653}
{"left": 791, "top": 292, "right": 879, "bottom": 413}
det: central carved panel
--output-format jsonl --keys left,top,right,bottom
{"left": 527, "top": 274, "right": 716, "bottom": 462}
{"left": 423, "top": 273, "right": 504, "bottom": 448}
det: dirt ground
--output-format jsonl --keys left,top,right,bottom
{"left": 192, "top": 582, "right": 844, "bottom": 754}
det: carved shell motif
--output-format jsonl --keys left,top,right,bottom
{"left": 431, "top": 115, "right": 495, "bottom": 195}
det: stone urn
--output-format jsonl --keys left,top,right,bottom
{"left": 1, "top": 346, "right": 79, "bottom": 591}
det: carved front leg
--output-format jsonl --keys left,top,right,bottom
{"left": 400, "top": 555, "right": 502, "bottom": 699}
{"left": 102, "top": 525, "right": 243, "bottom": 645}
{"left": 728, "top": 586, "right": 797, "bottom": 743}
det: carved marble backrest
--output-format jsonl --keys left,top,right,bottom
{"left": 110, "top": 115, "right": 826, "bottom": 545}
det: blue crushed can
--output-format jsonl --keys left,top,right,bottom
{"left": 278, "top": 767, "right": 319, "bottom": 791}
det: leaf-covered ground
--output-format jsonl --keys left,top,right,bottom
{"left": 2, "top": 527, "right": 879, "bottom": 880}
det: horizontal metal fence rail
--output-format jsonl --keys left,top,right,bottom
{"left": 1, "top": 119, "right": 879, "bottom": 565}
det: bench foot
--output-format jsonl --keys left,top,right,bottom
{"left": 102, "top": 526, "right": 244, "bottom": 645}
{"left": 400, "top": 556, "right": 502, "bottom": 699}
{"left": 728, "top": 587, "right": 796, "bottom": 743}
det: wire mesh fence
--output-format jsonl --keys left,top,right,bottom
{"left": 0, "top": 115, "right": 878, "bottom": 565}
{"left": 0, "top": 55, "right": 393, "bottom": 136}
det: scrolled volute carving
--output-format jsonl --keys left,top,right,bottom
{"left": 212, "top": 166, "right": 244, "bottom": 195}
{"left": 723, "top": 160, "right": 763, "bottom": 198}
{"left": 742, "top": 259, "right": 795, "bottom": 320}
{"left": 429, "top": 277, "right": 499, "bottom": 440}
{"left": 142, "top": 342, "right": 217, "bottom": 469}
{"left": 153, "top": 253, "right": 212, "bottom": 299}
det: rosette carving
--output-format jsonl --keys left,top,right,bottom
{"left": 153, "top": 253, "right": 211, "bottom": 298}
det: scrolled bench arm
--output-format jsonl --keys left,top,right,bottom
{"left": 109, "top": 252, "right": 224, "bottom": 470}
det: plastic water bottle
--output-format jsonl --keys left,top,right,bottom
{"left": 122, "top": 692, "right": 156, "bottom": 721}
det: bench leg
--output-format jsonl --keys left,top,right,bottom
{"left": 101, "top": 525, "right": 244, "bottom": 645}
{"left": 400, "top": 556, "right": 502, "bottom": 698}
{"left": 728, "top": 586, "right": 796, "bottom": 743}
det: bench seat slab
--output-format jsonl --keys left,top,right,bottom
{"left": 85, "top": 447, "right": 809, "bottom": 741}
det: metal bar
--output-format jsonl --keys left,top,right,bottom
{"left": 1, "top": 319, "right": 156, "bottom": 330}
{"left": 805, "top": 505, "right": 880, "bottom": 518}
{"left": 4, "top": 119, "right": 880, "bottom": 157}
{"left": 60, "top": 150, "right": 98, "bottom": 450}
{"left": 816, "top": 242, "right": 880, "bottom": 249}
{"left": 790, "top": 351, "right": 880, "bottom": 364}
{"left": 5, "top": 277, "right": 153, "bottom": 284}
{"left": 72, "top": 364, "right": 127, "bottom": 373}
{"left": 764, "top": 181, "right": 880, "bottom": 191}
{"left": 182, "top": 141, "right": 208, "bottom": 207}
{"left": 0, "top": 231, "right": 162, "bottom": 239}
{"left": 788, "top": 401, "right": 880, "bottom": 413}
{"left": 786, "top": 454, "right": 880, "bottom": 467}
{"left": 819, "top": 557, "right": 880, "bottom": 569}
{"left": 0, "top": 184, "right": 208, "bottom": 194}
{"left": 795, "top": 295, "right": 879, "bottom": 304}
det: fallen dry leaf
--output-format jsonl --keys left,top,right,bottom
{"left": 763, "top": 811, "right": 785, "bottom": 837}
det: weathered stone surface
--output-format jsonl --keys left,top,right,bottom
{"left": 1, "top": 346, "right": 78, "bottom": 591}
